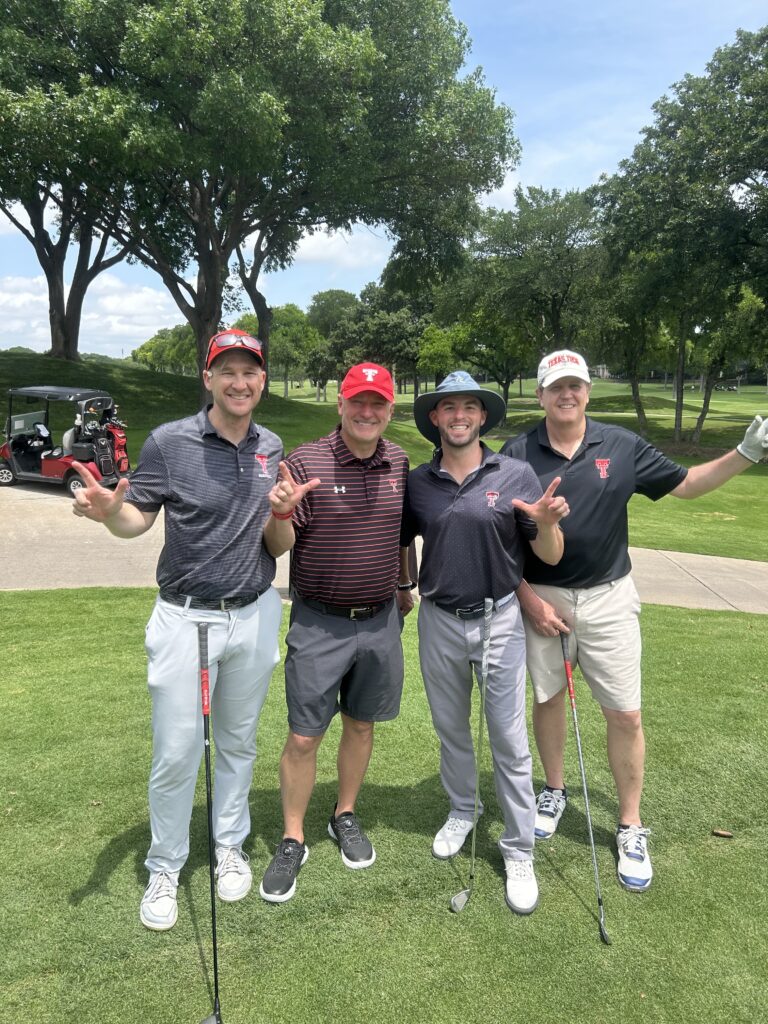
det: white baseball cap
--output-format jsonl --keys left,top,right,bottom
{"left": 537, "top": 350, "right": 591, "bottom": 388}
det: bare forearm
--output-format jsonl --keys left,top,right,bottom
{"left": 263, "top": 512, "right": 295, "bottom": 557}
{"left": 103, "top": 504, "right": 157, "bottom": 538}
{"left": 671, "top": 449, "right": 752, "bottom": 500}
{"left": 530, "top": 524, "right": 563, "bottom": 565}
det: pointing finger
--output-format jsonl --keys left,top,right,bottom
{"left": 541, "top": 476, "right": 562, "bottom": 501}
{"left": 71, "top": 460, "right": 98, "bottom": 488}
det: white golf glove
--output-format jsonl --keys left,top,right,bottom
{"left": 736, "top": 415, "right": 768, "bottom": 463}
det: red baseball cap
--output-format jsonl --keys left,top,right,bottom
{"left": 205, "top": 329, "right": 264, "bottom": 370}
{"left": 340, "top": 363, "right": 394, "bottom": 402}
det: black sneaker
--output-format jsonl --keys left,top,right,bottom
{"left": 259, "top": 838, "right": 309, "bottom": 903}
{"left": 327, "top": 807, "right": 376, "bottom": 869}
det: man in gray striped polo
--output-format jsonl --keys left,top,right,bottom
{"left": 401, "top": 371, "right": 568, "bottom": 914}
{"left": 71, "top": 329, "right": 311, "bottom": 931}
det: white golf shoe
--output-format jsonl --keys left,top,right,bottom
{"left": 534, "top": 786, "right": 567, "bottom": 840}
{"left": 216, "top": 845, "right": 252, "bottom": 902}
{"left": 432, "top": 816, "right": 474, "bottom": 859}
{"left": 140, "top": 870, "right": 179, "bottom": 931}
{"left": 503, "top": 857, "right": 539, "bottom": 915}
{"left": 616, "top": 825, "right": 653, "bottom": 891}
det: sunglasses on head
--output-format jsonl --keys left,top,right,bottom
{"left": 206, "top": 331, "right": 264, "bottom": 366}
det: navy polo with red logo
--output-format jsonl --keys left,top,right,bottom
{"left": 501, "top": 418, "right": 687, "bottom": 588}
{"left": 401, "top": 444, "right": 542, "bottom": 608}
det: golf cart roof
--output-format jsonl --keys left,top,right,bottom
{"left": 8, "top": 386, "right": 114, "bottom": 403}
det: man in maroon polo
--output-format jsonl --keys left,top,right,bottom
{"left": 259, "top": 363, "right": 414, "bottom": 903}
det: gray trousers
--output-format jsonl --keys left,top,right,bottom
{"left": 417, "top": 596, "right": 535, "bottom": 859}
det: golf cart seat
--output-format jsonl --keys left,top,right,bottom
{"left": 62, "top": 427, "right": 76, "bottom": 454}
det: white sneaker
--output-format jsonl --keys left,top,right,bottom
{"left": 432, "top": 816, "right": 474, "bottom": 859}
{"left": 140, "top": 871, "right": 179, "bottom": 931}
{"left": 534, "top": 787, "right": 566, "bottom": 840}
{"left": 616, "top": 825, "right": 653, "bottom": 892}
{"left": 216, "top": 845, "right": 252, "bottom": 902}
{"left": 503, "top": 857, "right": 539, "bottom": 915}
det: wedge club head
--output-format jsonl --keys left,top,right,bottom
{"left": 450, "top": 888, "right": 470, "bottom": 913}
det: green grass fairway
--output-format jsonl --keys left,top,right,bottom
{"left": 2, "top": 591, "right": 765, "bottom": 1024}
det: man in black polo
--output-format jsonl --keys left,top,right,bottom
{"left": 503, "top": 348, "right": 768, "bottom": 892}
{"left": 401, "top": 371, "right": 568, "bottom": 915}
{"left": 72, "top": 329, "right": 308, "bottom": 930}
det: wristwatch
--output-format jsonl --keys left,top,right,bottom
{"left": 397, "top": 581, "right": 416, "bottom": 591}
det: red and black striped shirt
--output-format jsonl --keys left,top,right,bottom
{"left": 286, "top": 427, "right": 409, "bottom": 606}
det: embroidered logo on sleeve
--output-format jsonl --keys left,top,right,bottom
{"left": 595, "top": 458, "right": 611, "bottom": 479}
{"left": 254, "top": 454, "right": 270, "bottom": 478}
{"left": 486, "top": 490, "right": 500, "bottom": 509}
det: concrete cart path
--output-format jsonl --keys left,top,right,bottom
{"left": 1, "top": 483, "right": 767, "bottom": 613}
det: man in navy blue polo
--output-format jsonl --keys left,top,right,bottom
{"left": 503, "top": 348, "right": 768, "bottom": 892}
{"left": 402, "top": 371, "right": 569, "bottom": 915}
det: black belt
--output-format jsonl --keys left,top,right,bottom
{"left": 434, "top": 600, "right": 487, "bottom": 620}
{"left": 159, "top": 586, "right": 268, "bottom": 611}
{"left": 300, "top": 596, "right": 392, "bottom": 621}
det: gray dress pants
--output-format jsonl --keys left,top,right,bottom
{"left": 417, "top": 595, "right": 535, "bottom": 859}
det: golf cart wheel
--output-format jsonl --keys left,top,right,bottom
{"left": 65, "top": 472, "right": 85, "bottom": 497}
{"left": 0, "top": 462, "right": 16, "bottom": 485}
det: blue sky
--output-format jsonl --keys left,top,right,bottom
{"left": 1, "top": 0, "right": 766, "bottom": 357}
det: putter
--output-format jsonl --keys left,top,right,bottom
{"left": 198, "top": 623, "right": 224, "bottom": 1024}
{"left": 560, "top": 631, "right": 612, "bottom": 946}
{"left": 450, "top": 598, "right": 494, "bottom": 913}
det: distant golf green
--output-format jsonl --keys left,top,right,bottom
{"left": 2, "top": 349, "right": 765, "bottom": 560}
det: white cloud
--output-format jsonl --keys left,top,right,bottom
{"left": 293, "top": 226, "right": 392, "bottom": 269}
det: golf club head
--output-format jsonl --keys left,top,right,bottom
{"left": 201, "top": 1012, "right": 222, "bottom": 1024}
{"left": 599, "top": 920, "right": 612, "bottom": 946}
{"left": 450, "top": 889, "right": 470, "bottom": 913}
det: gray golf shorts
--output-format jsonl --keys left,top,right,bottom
{"left": 284, "top": 596, "right": 405, "bottom": 736}
{"left": 525, "top": 574, "right": 642, "bottom": 711}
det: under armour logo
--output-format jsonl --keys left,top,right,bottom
{"left": 486, "top": 490, "right": 500, "bottom": 509}
{"left": 388, "top": 479, "right": 399, "bottom": 493}
{"left": 334, "top": 485, "right": 346, "bottom": 494}
{"left": 361, "top": 368, "right": 379, "bottom": 382}
{"left": 595, "top": 458, "right": 611, "bottom": 479}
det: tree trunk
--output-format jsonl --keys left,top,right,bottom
{"left": 673, "top": 320, "right": 688, "bottom": 442}
{"left": 283, "top": 369, "right": 289, "bottom": 398}
{"left": 628, "top": 374, "right": 649, "bottom": 434}
{"left": 691, "top": 376, "right": 717, "bottom": 443}
{"left": 412, "top": 374, "right": 420, "bottom": 399}
{"left": 501, "top": 379, "right": 510, "bottom": 425}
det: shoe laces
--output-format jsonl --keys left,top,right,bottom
{"left": 146, "top": 871, "right": 177, "bottom": 902}
{"left": 217, "top": 846, "right": 249, "bottom": 876}
{"left": 537, "top": 789, "right": 565, "bottom": 817}
{"left": 617, "top": 825, "right": 650, "bottom": 861}
{"left": 444, "top": 816, "right": 472, "bottom": 834}
{"left": 335, "top": 814, "right": 364, "bottom": 844}
{"left": 273, "top": 840, "right": 305, "bottom": 873}
{"left": 505, "top": 859, "right": 534, "bottom": 881}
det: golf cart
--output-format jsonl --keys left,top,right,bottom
{"left": 0, "top": 386, "right": 130, "bottom": 496}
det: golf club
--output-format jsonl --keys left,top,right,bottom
{"left": 560, "top": 631, "right": 612, "bottom": 946}
{"left": 450, "top": 598, "right": 494, "bottom": 913}
{"left": 198, "top": 622, "right": 224, "bottom": 1024}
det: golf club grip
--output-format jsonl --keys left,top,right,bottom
{"left": 481, "top": 598, "right": 493, "bottom": 679}
{"left": 198, "top": 622, "right": 210, "bottom": 716}
{"left": 559, "top": 631, "right": 576, "bottom": 697}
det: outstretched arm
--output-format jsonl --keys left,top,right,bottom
{"left": 512, "top": 476, "right": 569, "bottom": 565}
{"left": 71, "top": 461, "right": 156, "bottom": 537}
{"left": 671, "top": 415, "right": 768, "bottom": 499}
{"left": 263, "top": 461, "right": 321, "bottom": 557}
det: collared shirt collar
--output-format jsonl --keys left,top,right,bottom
{"left": 329, "top": 425, "right": 390, "bottom": 468}
{"left": 198, "top": 406, "right": 260, "bottom": 444}
{"left": 536, "top": 416, "right": 604, "bottom": 455}
{"left": 429, "top": 440, "right": 501, "bottom": 475}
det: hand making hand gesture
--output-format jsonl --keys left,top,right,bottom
{"left": 512, "top": 476, "right": 570, "bottom": 525}
{"left": 71, "top": 461, "right": 129, "bottom": 522}
{"left": 268, "top": 461, "right": 321, "bottom": 518}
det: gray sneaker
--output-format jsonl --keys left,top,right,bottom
{"left": 259, "top": 838, "right": 309, "bottom": 904}
{"left": 534, "top": 786, "right": 566, "bottom": 840}
{"left": 327, "top": 808, "right": 376, "bottom": 869}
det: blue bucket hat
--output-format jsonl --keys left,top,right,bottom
{"left": 413, "top": 370, "right": 507, "bottom": 447}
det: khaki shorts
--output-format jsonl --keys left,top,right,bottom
{"left": 524, "top": 574, "right": 642, "bottom": 711}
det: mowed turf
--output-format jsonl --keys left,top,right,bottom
{"left": 2, "top": 591, "right": 765, "bottom": 1024}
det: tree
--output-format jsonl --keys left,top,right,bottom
{"left": 131, "top": 324, "right": 196, "bottom": 375}
{"left": 268, "top": 304, "right": 319, "bottom": 398}
{"left": 2, "top": 1, "right": 516, "bottom": 378}
{"left": 0, "top": 2, "right": 131, "bottom": 359}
